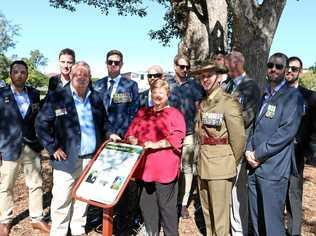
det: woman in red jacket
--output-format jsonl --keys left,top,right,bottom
{"left": 125, "top": 78, "right": 186, "bottom": 236}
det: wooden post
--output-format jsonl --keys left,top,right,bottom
{"left": 102, "top": 208, "right": 113, "bottom": 236}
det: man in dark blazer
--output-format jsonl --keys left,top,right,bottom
{"left": 224, "top": 51, "right": 261, "bottom": 236}
{"left": 285, "top": 56, "right": 316, "bottom": 236}
{"left": 246, "top": 53, "right": 304, "bottom": 236}
{"left": 94, "top": 49, "right": 139, "bottom": 233}
{"left": 94, "top": 49, "right": 139, "bottom": 139}
{"left": 36, "top": 61, "right": 108, "bottom": 236}
{"left": 0, "top": 60, "right": 50, "bottom": 236}
{"left": 48, "top": 48, "right": 75, "bottom": 92}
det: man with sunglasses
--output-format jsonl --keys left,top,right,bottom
{"left": 94, "top": 49, "right": 140, "bottom": 234}
{"left": 285, "top": 56, "right": 316, "bottom": 236}
{"left": 246, "top": 53, "right": 304, "bottom": 236}
{"left": 169, "top": 54, "right": 204, "bottom": 219}
{"left": 139, "top": 65, "right": 164, "bottom": 107}
{"left": 223, "top": 50, "right": 260, "bottom": 236}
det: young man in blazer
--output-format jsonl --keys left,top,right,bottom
{"left": 36, "top": 61, "right": 108, "bottom": 236}
{"left": 285, "top": 56, "right": 316, "bottom": 236}
{"left": 0, "top": 60, "right": 50, "bottom": 236}
{"left": 246, "top": 53, "right": 304, "bottom": 236}
{"left": 94, "top": 49, "right": 140, "bottom": 234}
{"left": 48, "top": 48, "right": 75, "bottom": 92}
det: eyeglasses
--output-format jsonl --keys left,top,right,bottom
{"left": 267, "top": 62, "right": 284, "bottom": 70}
{"left": 147, "top": 73, "right": 162, "bottom": 79}
{"left": 107, "top": 60, "right": 121, "bottom": 66}
{"left": 177, "top": 64, "right": 190, "bottom": 70}
{"left": 287, "top": 66, "right": 301, "bottom": 73}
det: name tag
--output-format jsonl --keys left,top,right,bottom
{"left": 55, "top": 108, "right": 67, "bottom": 116}
{"left": 265, "top": 104, "right": 276, "bottom": 118}
{"left": 202, "top": 112, "right": 223, "bottom": 126}
{"left": 112, "top": 93, "right": 132, "bottom": 103}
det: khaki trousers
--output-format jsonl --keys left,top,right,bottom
{"left": 0, "top": 145, "right": 43, "bottom": 223}
{"left": 50, "top": 158, "right": 90, "bottom": 236}
{"left": 230, "top": 160, "right": 248, "bottom": 236}
{"left": 179, "top": 135, "right": 196, "bottom": 206}
{"left": 198, "top": 177, "right": 232, "bottom": 236}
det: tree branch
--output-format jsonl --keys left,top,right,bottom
{"left": 190, "top": 0, "right": 207, "bottom": 24}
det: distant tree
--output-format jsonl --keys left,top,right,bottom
{"left": 308, "top": 62, "right": 316, "bottom": 74}
{"left": 22, "top": 50, "right": 49, "bottom": 87}
{"left": 0, "top": 54, "right": 11, "bottom": 81}
{"left": 0, "top": 12, "right": 19, "bottom": 53}
{"left": 49, "top": 0, "right": 288, "bottom": 88}
{"left": 301, "top": 70, "right": 316, "bottom": 91}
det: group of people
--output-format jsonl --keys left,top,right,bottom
{"left": 0, "top": 47, "right": 315, "bottom": 236}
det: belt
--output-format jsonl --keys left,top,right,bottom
{"left": 201, "top": 136, "right": 228, "bottom": 145}
{"left": 78, "top": 153, "right": 94, "bottom": 159}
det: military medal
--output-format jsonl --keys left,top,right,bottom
{"left": 265, "top": 104, "right": 276, "bottom": 118}
{"left": 112, "top": 93, "right": 132, "bottom": 103}
{"left": 202, "top": 112, "right": 223, "bottom": 126}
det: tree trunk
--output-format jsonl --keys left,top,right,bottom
{"left": 228, "top": 0, "right": 287, "bottom": 90}
{"left": 179, "top": 0, "right": 228, "bottom": 66}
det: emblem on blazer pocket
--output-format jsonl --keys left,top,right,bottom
{"left": 4, "top": 96, "right": 10, "bottom": 103}
{"left": 55, "top": 108, "right": 67, "bottom": 116}
{"left": 31, "top": 103, "right": 39, "bottom": 112}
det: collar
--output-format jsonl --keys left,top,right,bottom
{"left": 70, "top": 83, "right": 91, "bottom": 101}
{"left": 207, "top": 87, "right": 221, "bottom": 101}
{"left": 264, "top": 79, "right": 286, "bottom": 97}
{"left": 108, "top": 74, "right": 121, "bottom": 83}
{"left": 232, "top": 72, "right": 246, "bottom": 86}
{"left": 10, "top": 84, "right": 27, "bottom": 95}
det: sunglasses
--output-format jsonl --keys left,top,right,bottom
{"left": 287, "top": 66, "right": 301, "bottom": 73}
{"left": 177, "top": 64, "right": 190, "bottom": 70}
{"left": 147, "top": 73, "right": 162, "bottom": 79}
{"left": 267, "top": 62, "right": 284, "bottom": 70}
{"left": 107, "top": 60, "right": 121, "bottom": 66}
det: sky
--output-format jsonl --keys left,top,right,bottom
{"left": 1, "top": 0, "right": 316, "bottom": 77}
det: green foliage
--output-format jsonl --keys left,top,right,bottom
{"left": 0, "top": 12, "right": 20, "bottom": 53}
{"left": 300, "top": 70, "right": 316, "bottom": 91}
{"left": 49, "top": 0, "right": 147, "bottom": 16}
{"left": 0, "top": 53, "right": 11, "bottom": 81}
{"left": 308, "top": 62, "right": 316, "bottom": 74}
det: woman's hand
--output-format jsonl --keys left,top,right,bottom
{"left": 127, "top": 136, "right": 138, "bottom": 145}
{"left": 109, "top": 133, "right": 122, "bottom": 142}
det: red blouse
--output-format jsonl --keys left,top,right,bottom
{"left": 125, "top": 106, "right": 186, "bottom": 183}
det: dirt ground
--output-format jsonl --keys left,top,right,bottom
{"left": 8, "top": 158, "right": 316, "bottom": 236}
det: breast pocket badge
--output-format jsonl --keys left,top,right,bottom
{"left": 265, "top": 104, "right": 276, "bottom": 118}
{"left": 202, "top": 112, "right": 223, "bottom": 126}
{"left": 55, "top": 108, "right": 67, "bottom": 117}
{"left": 112, "top": 93, "right": 132, "bottom": 103}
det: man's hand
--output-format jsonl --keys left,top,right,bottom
{"left": 245, "top": 150, "right": 260, "bottom": 168}
{"left": 109, "top": 133, "right": 122, "bottom": 142}
{"left": 53, "top": 148, "right": 67, "bottom": 161}
{"left": 127, "top": 136, "right": 138, "bottom": 145}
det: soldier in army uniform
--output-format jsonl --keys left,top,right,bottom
{"left": 193, "top": 61, "right": 246, "bottom": 236}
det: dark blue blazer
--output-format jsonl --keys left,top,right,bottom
{"left": 35, "top": 85, "right": 108, "bottom": 173}
{"left": 0, "top": 85, "right": 42, "bottom": 161}
{"left": 94, "top": 76, "right": 139, "bottom": 137}
{"left": 246, "top": 82, "right": 304, "bottom": 180}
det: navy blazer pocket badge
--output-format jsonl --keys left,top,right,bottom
{"left": 202, "top": 112, "right": 223, "bottom": 126}
{"left": 4, "top": 96, "right": 10, "bottom": 103}
{"left": 31, "top": 103, "right": 39, "bottom": 112}
{"left": 112, "top": 93, "right": 132, "bottom": 103}
{"left": 55, "top": 108, "right": 67, "bottom": 117}
{"left": 265, "top": 104, "right": 276, "bottom": 118}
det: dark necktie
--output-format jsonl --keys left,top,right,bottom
{"left": 225, "top": 79, "right": 235, "bottom": 94}
{"left": 106, "top": 79, "right": 115, "bottom": 109}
